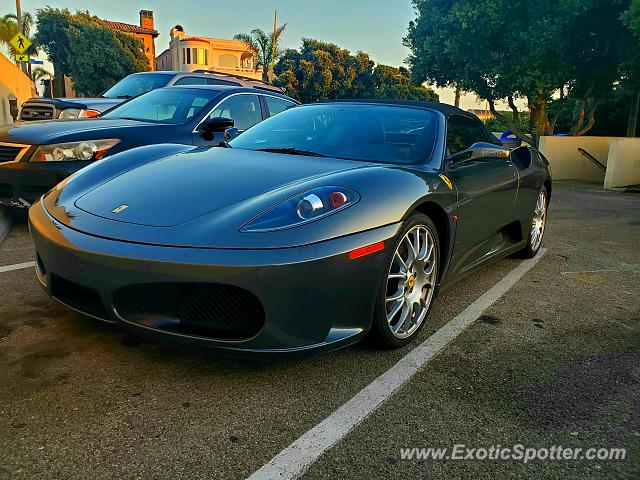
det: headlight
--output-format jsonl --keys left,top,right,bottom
{"left": 31, "top": 139, "right": 120, "bottom": 162}
{"left": 241, "top": 186, "right": 359, "bottom": 232}
{"left": 59, "top": 108, "right": 100, "bottom": 119}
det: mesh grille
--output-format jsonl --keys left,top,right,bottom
{"left": 19, "top": 105, "right": 55, "bottom": 121}
{"left": 177, "top": 285, "right": 265, "bottom": 339}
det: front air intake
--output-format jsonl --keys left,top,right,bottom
{"left": 177, "top": 284, "right": 265, "bottom": 339}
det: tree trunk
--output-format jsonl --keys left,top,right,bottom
{"left": 487, "top": 97, "right": 535, "bottom": 146}
{"left": 454, "top": 85, "right": 461, "bottom": 107}
{"left": 627, "top": 87, "right": 640, "bottom": 137}
{"left": 528, "top": 97, "right": 538, "bottom": 135}
{"left": 507, "top": 95, "right": 519, "bottom": 123}
{"left": 574, "top": 102, "right": 599, "bottom": 136}
{"left": 53, "top": 63, "right": 64, "bottom": 98}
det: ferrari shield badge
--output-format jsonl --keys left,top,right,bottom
{"left": 439, "top": 174, "right": 454, "bottom": 190}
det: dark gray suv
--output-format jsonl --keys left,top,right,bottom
{"left": 18, "top": 70, "right": 283, "bottom": 122}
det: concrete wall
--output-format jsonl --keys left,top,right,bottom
{"left": 539, "top": 136, "right": 640, "bottom": 189}
{"left": 0, "top": 53, "right": 35, "bottom": 125}
{"left": 604, "top": 138, "right": 640, "bottom": 189}
{"left": 539, "top": 136, "right": 611, "bottom": 182}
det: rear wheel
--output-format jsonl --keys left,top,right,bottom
{"left": 515, "top": 186, "right": 548, "bottom": 258}
{"left": 372, "top": 213, "right": 439, "bottom": 348}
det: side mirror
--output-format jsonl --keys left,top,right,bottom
{"left": 224, "top": 127, "right": 240, "bottom": 142}
{"left": 449, "top": 142, "right": 510, "bottom": 165}
{"left": 199, "top": 117, "right": 234, "bottom": 134}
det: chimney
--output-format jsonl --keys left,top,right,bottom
{"left": 139, "top": 10, "right": 154, "bottom": 30}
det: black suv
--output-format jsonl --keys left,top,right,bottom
{"left": 1, "top": 85, "right": 298, "bottom": 209}
{"left": 18, "top": 70, "right": 283, "bottom": 122}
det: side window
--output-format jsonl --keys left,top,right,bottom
{"left": 187, "top": 96, "right": 211, "bottom": 119}
{"left": 173, "top": 77, "right": 208, "bottom": 85}
{"left": 208, "top": 78, "right": 242, "bottom": 86}
{"left": 447, "top": 115, "right": 490, "bottom": 154}
{"left": 209, "top": 94, "right": 262, "bottom": 131}
{"left": 265, "top": 96, "right": 296, "bottom": 117}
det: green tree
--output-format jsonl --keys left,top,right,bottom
{"left": 371, "top": 65, "right": 438, "bottom": 101}
{"left": 621, "top": 0, "right": 640, "bottom": 136}
{"left": 273, "top": 39, "right": 438, "bottom": 103}
{"left": 234, "top": 24, "right": 286, "bottom": 83}
{"left": 405, "top": 0, "right": 633, "bottom": 144}
{"left": 30, "top": 65, "right": 50, "bottom": 82}
{"left": 35, "top": 8, "right": 149, "bottom": 97}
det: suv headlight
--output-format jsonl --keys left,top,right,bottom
{"left": 31, "top": 139, "right": 120, "bottom": 162}
{"left": 59, "top": 108, "right": 100, "bottom": 119}
{"left": 241, "top": 186, "right": 359, "bottom": 232}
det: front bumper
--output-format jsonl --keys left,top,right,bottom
{"left": 29, "top": 200, "right": 401, "bottom": 357}
{"left": 0, "top": 155, "right": 87, "bottom": 209}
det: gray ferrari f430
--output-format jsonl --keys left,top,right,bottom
{"left": 29, "top": 100, "right": 551, "bottom": 357}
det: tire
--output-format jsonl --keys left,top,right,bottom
{"left": 515, "top": 185, "right": 548, "bottom": 259}
{"left": 371, "top": 213, "right": 440, "bottom": 348}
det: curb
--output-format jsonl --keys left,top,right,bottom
{"left": 0, "top": 206, "right": 13, "bottom": 246}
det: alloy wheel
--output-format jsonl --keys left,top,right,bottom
{"left": 384, "top": 225, "right": 437, "bottom": 339}
{"left": 530, "top": 190, "right": 547, "bottom": 251}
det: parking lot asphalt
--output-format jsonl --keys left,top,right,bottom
{"left": 0, "top": 181, "right": 638, "bottom": 479}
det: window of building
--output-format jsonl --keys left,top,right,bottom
{"left": 219, "top": 54, "right": 239, "bottom": 68}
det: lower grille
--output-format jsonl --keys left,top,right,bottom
{"left": 19, "top": 104, "right": 55, "bottom": 121}
{"left": 0, "top": 183, "right": 12, "bottom": 201}
{"left": 177, "top": 284, "right": 265, "bottom": 339}
{"left": 50, "top": 274, "right": 109, "bottom": 320}
{"left": 0, "top": 145, "right": 23, "bottom": 163}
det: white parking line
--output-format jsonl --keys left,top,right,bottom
{"left": 248, "top": 249, "right": 546, "bottom": 480}
{"left": 0, "top": 261, "right": 35, "bottom": 273}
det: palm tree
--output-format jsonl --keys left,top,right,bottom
{"left": 31, "top": 65, "right": 50, "bottom": 81}
{"left": 234, "top": 24, "right": 286, "bottom": 83}
{"left": 0, "top": 12, "right": 34, "bottom": 60}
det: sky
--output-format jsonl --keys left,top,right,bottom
{"left": 2, "top": 0, "right": 513, "bottom": 109}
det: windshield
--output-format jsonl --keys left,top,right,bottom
{"left": 102, "top": 73, "right": 173, "bottom": 99}
{"left": 102, "top": 88, "right": 220, "bottom": 124}
{"left": 228, "top": 104, "right": 438, "bottom": 164}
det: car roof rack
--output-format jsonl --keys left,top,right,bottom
{"left": 193, "top": 69, "right": 268, "bottom": 84}
{"left": 192, "top": 69, "right": 283, "bottom": 93}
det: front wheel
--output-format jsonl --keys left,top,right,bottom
{"left": 371, "top": 213, "right": 439, "bottom": 348}
{"left": 515, "top": 186, "right": 548, "bottom": 259}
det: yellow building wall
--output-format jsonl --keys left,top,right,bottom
{"left": 0, "top": 53, "right": 35, "bottom": 125}
{"left": 133, "top": 33, "right": 156, "bottom": 71}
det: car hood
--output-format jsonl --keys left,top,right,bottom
{"left": 74, "top": 148, "right": 367, "bottom": 227}
{"left": 43, "top": 145, "right": 442, "bottom": 249}
{"left": 0, "top": 118, "right": 158, "bottom": 144}
{"left": 23, "top": 97, "right": 124, "bottom": 110}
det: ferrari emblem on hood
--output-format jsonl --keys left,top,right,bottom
{"left": 112, "top": 204, "right": 129, "bottom": 214}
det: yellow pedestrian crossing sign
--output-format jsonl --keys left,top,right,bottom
{"left": 10, "top": 32, "right": 31, "bottom": 54}
{"left": 15, "top": 54, "right": 30, "bottom": 63}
